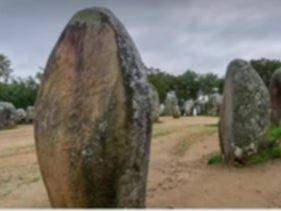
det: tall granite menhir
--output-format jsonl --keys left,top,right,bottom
{"left": 219, "top": 59, "right": 270, "bottom": 164}
{"left": 34, "top": 8, "right": 152, "bottom": 208}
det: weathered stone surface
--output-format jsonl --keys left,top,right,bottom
{"left": 0, "top": 101, "right": 17, "bottom": 128}
{"left": 183, "top": 99, "right": 194, "bottom": 116}
{"left": 219, "top": 59, "right": 270, "bottom": 163}
{"left": 270, "top": 67, "right": 281, "bottom": 126}
{"left": 163, "top": 91, "right": 181, "bottom": 118}
{"left": 25, "top": 106, "right": 34, "bottom": 123}
{"left": 149, "top": 84, "right": 160, "bottom": 122}
{"left": 208, "top": 92, "right": 222, "bottom": 116}
{"left": 159, "top": 104, "right": 165, "bottom": 116}
{"left": 16, "top": 108, "right": 27, "bottom": 123}
{"left": 34, "top": 8, "right": 152, "bottom": 208}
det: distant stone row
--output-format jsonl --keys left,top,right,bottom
{"left": 150, "top": 85, "right": 222, "bottom": 122}
{"left": 0, "top": 102, "right": 34, "bottom": 129}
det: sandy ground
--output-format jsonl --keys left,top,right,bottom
{"left": 1, "top": 116, "right": 281, "bottom": 208}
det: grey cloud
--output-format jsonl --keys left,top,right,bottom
{"left": 0, "top": 0, "right": 281, "bottom": 77}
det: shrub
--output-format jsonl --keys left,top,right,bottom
{"left": 208, "top": 154, "right": 224, "bottom": 165}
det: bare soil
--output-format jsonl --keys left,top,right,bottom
{"left": 1, "top": 117, "right": 281, "bottom": 208}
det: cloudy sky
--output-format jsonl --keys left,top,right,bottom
{"left": 0, "top": 0, "right": 281, "bottom": 77}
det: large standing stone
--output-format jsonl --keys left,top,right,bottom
{"left": 34, "top": 8, "right": 152, "bottom": 208}
{"left": 149, "top": 84, "right": 160, "bottom": 122}
{"left": 219, "top": 59, "right": 270, "bottom": 164}
{"left": 163, "top": 91, "right": 181, "bottom": 118}
{"left": 270, "top": 67, "right": 281, "bottom": 126}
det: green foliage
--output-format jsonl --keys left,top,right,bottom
{"left": 245, "top": 140, "right": 281, "bottom": 165}
{"left": 148, "top": 72, "right": 177, "bottom": 102}
{"left": 0, "top": 54, "right": 43, "bottom": 108}
{"left": 208, "top": 126, "right": 281, "bottom": 166}
{"left": 0, "top": 54, "right": 13, "bottom": 83}
{"left": 208, "top": 154, "right": 224, "bottom": 165}
{"left": 250, "top": 58, "right": 281, "bottom": 88}
{"left": 0, "top": 76, "right": 39, "bottom": 108}
{"left": 268, "top": 126, "right": 281, "bottom": 142}
{"left": 148, "top": 69, "right": 224, "bottom": 103}
{"left": 245, "top": 126, "right": 281, "bottom": 165}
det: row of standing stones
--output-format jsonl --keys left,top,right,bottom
{"left": 0, "top": 103, "right": 34, "bottom": 128}
{"left": 150, "top": 86, "right": 222, "bottom": 123}
{"left": 33, "top": 7, "right": 281, "bottom": 208}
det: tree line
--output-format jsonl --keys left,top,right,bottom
{"left": 0, "top": 54, "right": 42, "bottom": 109}
{"left": 0, "top": 53, "right": 280, "bottom": 109}
{"left": 148, "top": 68, "right": 224, "bottom": 103}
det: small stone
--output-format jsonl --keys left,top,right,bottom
{"left": 164, "top": 91, "right": 181, "bottom": 118}
{"left": 0, "top": 101, "right": 17, "bottom": 128}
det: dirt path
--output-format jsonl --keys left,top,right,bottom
{"left": 1, "top": 117, "right": 281, "bottom": 208}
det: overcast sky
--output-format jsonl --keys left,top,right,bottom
{"left": 0, "top": 0, "right": 281, "bottom": 77}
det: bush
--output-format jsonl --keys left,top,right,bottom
{"left": 268, "top": 126, "right": 281, "bottom": 142}
{"left": 0, "top": 77, "right": 39, "bottom": 108}
{"left": 208, "top": 154, "right": 224, "bottom": 165}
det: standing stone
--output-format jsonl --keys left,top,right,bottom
{"left": 208, "top": 91, "right": 222, "bottom": 116}
{"left": 16, "top": 108, "right": 27, "bottom": 123}
{"left": 219, "top": 59, "right": 270, "bottom": 164}
{"left": 149, "top": 84, "right": 160, "bottom": 123}
{"left": 270, "top": 67, "right": 281, "bottom": 126}
{"left": 26, "top": 106, "right": 34, "bottom": 123}
{"left": 34, "top": 8, "right": 152, "bottom": 208}
{"left": 183, "top": 99, "right": 194, "bottom": 116}
{"left": 163, "top": 90, "right": 181, "bottom": 118}
{"left": 159, "top": 104, "right": 165, "bottom": 116}
{"left": 0, "top": 101, "right": 18, "bottom": 128}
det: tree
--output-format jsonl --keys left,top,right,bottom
{"left": 148, "top": 71, "right": 176, "bottom": 102}
{"left": 250, "top": 58, "right": 281, "bottom": 88}
{"left": 148, "top": 68, "right": 224, "bottom": 104}
{"left": 198, "top": 73, "right": 220, "bottom": 96}
{"left": 176, "top": 70, "right": 200, "bottom": 100}
{"left": 0, "top": 54, "right": 13, "bottom": 83}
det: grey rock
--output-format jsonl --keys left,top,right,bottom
{"left": 26, "top": 106, "right": 34, "bottom": 123}
{"left": 149, "top": 84, "right": 160, "bottom": 123}
{"left": 219, "top": 59, "right": 270, "bottom": 164}
{"left": 159, "top": 104, "right": 165, "bottom": 116}
{"left": 163, "top": 91, "right": 181, "bottom": 118}
{"left": 269, "top": 67, "right": 281, "bottom": 126}
{"left": 0, "top": 102, "right": 17, "bottom": 128}
{"left": 16, "top": 108, "right": 27, "bottom": 123}
{"left": 0, "top": 101, "right": 17, "bottom": 128}
{"left": 34, "top": 8, "right": 152, "bottom": 208}
{"left": 208, "top": 92, "right": 222, "bottom": 116}
{"left": 183, "top": 99, "right": 194, "bottom": 116}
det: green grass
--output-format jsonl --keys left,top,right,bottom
{"left": 208, "top": 154, "right": 224, "bottom": 165}
{"left": 245, "top": 140, "right": 281, "bottom": 165}
{"left": 208, "top": 126, "right": 281, "bottom": 166}
{"left": 268, "top": 126, "right": 281, "bottom": 142}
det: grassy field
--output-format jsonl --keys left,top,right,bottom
{"left": 1, "top": 116, "right": 281, "bottom": 208}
